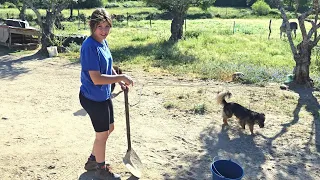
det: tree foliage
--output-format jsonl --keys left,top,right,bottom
{"left": 21, "top": 0, "right": 73, "bottom": 52}
{"left": 273, "top": 0, "right": 320, "bottom": 86}
{"left": 146, "top": 0, "right": 216, "bottom": 11}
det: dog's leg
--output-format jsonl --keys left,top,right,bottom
{"left": 241, "top": 122, "right": 245, "bottom": 129}
{"left": 249, "top": 124, "right": 254, "bottom": 135}
{"left": 222, "top": 112, "right": 229, "bottom": 125}
{"left": 223, "top": 118, "right": 229, "bottom": 125}
{"left": 238, "top": 119, "right": 245, "bottom": 129}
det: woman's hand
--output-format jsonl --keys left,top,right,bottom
{"left": 121, "top": 74, "right": 133, "bottom": 87}
{"left": 118, "top": 81, "right": 128, "bottom": 91}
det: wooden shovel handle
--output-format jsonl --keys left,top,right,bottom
{"left": 124, "top": 88, "right": 131, "bottom": 151}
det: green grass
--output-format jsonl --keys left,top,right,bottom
{"left": 102, "top": 19, "right": 308, "bottom": 83}
{"left": 1, "top": 6, "right": 319, "bottom": 87}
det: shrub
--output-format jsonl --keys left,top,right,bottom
{"left": 3, "top": 2, "right": 15, "bottom": 8}
{"left": 105, "top": 3, "right": 120, "bottom": 8}
{"left": 252, "top": 0, "right": 271, "bottom": 16}
{"left": 66, "top": 42, "right": 81, "bottom": 53}
{"left": 185, "top": 31, "right": 201, "bottom": 39}
{"left": 194, "top": 103, "right": 206, "bottom": 115}
{"left": 268, "top": 9, "right": 280, "bottom": 16}
{"left": 25, "top": 14, "right": 34, "bottom": 22}
{"left": 164, "top": 102, "right": 175, "bottom": 109}
{"left": 78, "top": 0, "right": 103, "bottom": 9}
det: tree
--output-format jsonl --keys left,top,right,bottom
{"left": 21, "top": 0, "right": 73, "bottom": 52}
{"left": 145, "top": 0, "right": 216, "bottom": 41}
{"left": 273, "top": 0, "right": 319, "bottom": 87}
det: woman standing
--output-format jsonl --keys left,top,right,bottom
{"left": 79, "top": 8, "right": 133, "bottom": 180}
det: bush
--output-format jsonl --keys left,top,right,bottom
{"left": 193, "top": 104, "right": 206, "bottom": 115}
{"left": 105, "top": 3, "right": 120, "bottom": 8}
{"left": 268, "top": 9, "right": 280, "bottom": 16}
{"left": 3, "top": 2, "right": 15, "bottom": 8}
{"left": 66, "top": 42, "right": 81, "bottom": 53}
{"left": 78, "top": 0, "right": 103, "bottom": 8}
{"left": 251, "top": 0, "right": 271, "bottom": 16}
{"left": 25, "top": 14, "right": 34, "bottom": 22}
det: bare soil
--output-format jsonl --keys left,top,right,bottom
{"left": 1, "top": 51, "right": 320, "bottom": 180}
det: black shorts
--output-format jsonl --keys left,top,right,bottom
{"left": 79, "top": 92, "right": 114, "bottom": 132}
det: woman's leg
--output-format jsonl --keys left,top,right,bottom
{"left": 94, "top": 131, "right": 110, "bottom": 163}
{"left": 94, "top": 99, "right": 114, "bottom": 163}
{"left": 89, "top": 123, "right": 114, "bottom": 159}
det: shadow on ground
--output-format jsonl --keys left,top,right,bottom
{"left": 78, "top": 171, "right": 139, "bottom": 180}
{"left": 0, "top": 47, "right": 46, "bottom": 80}
{"left": 167, "top": 86, "right": 320, "bottom": 179}
{"left": 168, "top": 122, "right": 266, "bottom": 179}
{"left": 79, "top": 171, "right": 96, "bottom": 180}
{"left": 111, "top": 40, "right": 197, "bottom": 68}
{"left": 259, "top": 86, "right": 320, "bottom": 179}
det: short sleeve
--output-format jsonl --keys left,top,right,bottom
{"left": 80, "top": 45, "right": 100, "bottom": 71}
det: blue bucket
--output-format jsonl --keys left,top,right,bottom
{"left": 211, "top": 157, "right": 244, "bottom": 180}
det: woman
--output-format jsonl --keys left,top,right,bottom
{"left": 79, "top": 8, "right": 133, "bottom": 179}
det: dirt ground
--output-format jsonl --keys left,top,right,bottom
{"left": 1, "top": 50, "right": 320, "bottom": 180}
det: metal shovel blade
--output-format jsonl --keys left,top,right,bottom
{"left": 123, "top": 149, "right": 142, "bottom": 178}
{"left": 123, "top": 89, "right": 142, "bottom": 178}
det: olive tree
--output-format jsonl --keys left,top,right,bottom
{"left": 274, "top": 0, "right": 319, "bottom": 87}
{"left": 145, "top": 0, "right": 216, "bottom": 41}
{"left": 22, "top": 0, "right": 73, "bottom": 52}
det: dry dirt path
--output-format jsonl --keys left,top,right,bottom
{"left": 0, "top": 52, "right": 320, "bottom": 180}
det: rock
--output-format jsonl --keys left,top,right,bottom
{"left": 280, "top": 84, "right": 289, "bottom": 90}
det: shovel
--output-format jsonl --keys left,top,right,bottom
{"left": 123, "top": 89, "right": 142, "bottom": 178}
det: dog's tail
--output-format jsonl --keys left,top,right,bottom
{"left": 216, "top": 91, "right": 232, "bottom": 106}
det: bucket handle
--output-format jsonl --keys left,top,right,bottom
{"left": 212, "top": 156, "right": 224, "bottom": 178}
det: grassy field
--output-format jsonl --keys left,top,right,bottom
{"left": 0, "top": 4, "right": 319, "bottom": 87}
{"left": 61, "top": 18, "right": 319, "bottom": 87}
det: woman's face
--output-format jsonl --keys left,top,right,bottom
{"left": 92, "top": 21, "right": 111, "bottom": 42}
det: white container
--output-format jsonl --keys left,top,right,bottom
{"left": 47, "top": 46, "right": 58, "bottom": 57}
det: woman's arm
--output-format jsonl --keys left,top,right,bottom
{"left": 89, "top": 71, "right": 133, "bottom": 86}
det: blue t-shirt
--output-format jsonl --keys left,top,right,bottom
{"left": 80, "top": 36, "right": 113, "bottom": 102}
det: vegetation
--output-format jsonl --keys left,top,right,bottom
{"left": 0, "top": 1, "right": 319, "bottom": 88}
{"left": 52, "top": 18, "right": 318, "bottom": 87}
{"left": 145, "top": 0, "right": 216, "bottom": 41}
{"left": 252, "top": 0, "right": 271, "bottom": 15}
{"left": 273, "top": 0, "right": 320, "bottom": 87}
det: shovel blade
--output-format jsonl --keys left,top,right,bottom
{"left": 123, "top": 149, "right": 142, "bottom": 178}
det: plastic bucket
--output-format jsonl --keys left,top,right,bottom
{"left": 284, "top": 74, "right": 294, "bottom": 84}
{"left": 47, "top": 46, "right": 58, "bottom": 57}
{"left": 211, "top": 157, "right": 244, "bottom": 180}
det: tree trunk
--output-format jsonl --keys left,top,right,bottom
{"left": 293, "top": 42, "right": 313, "bottom": 87}
{"left": 69, "top": 3, "right": 73, "bottom": 19}
{"left": 19, "top": 3, "right": 27, "bottom": 21}
{"left": 40, "top": 11, "right": 55, "bottom": 52}
{"left": 170, "top": 11, "right": 185, "bottom": 42}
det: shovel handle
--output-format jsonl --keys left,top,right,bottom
{"left": 124, "top": 88, "right": 132, "bottom": 151}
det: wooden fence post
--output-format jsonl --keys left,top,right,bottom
{"left": 127, "top": 12, "right": 129, "bottom": 26}
{"left": 185, "top": 17, "right": 187, "bottom": 33}
{"left": 233, "top": 21, "right": 235, "bottom": 34}
{"left": 268, "top": 19, "right": 272, "bottom": 40}
{"left": 149, "top": 13, "right": 152, "bottom": 28}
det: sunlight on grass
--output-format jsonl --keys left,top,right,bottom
{"left": 1, "top": 6, "right": 319, "bottom": 87}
